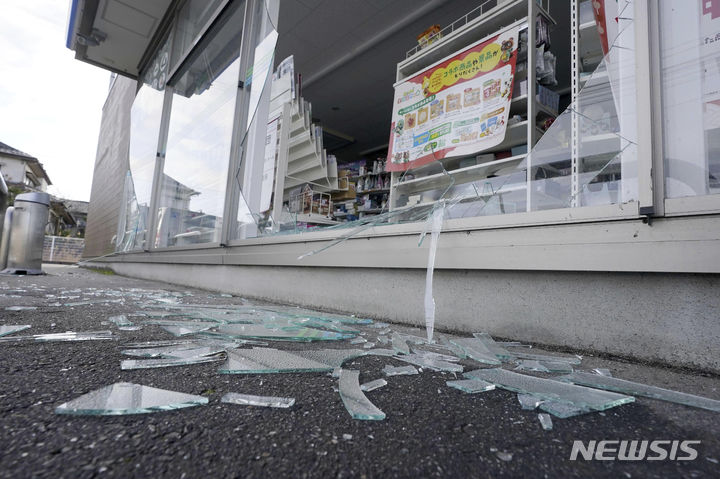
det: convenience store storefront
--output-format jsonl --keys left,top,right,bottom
{"left": 70, "top": 0, "right": 720, "bottom": 370}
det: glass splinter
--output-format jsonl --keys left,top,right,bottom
{"left": 450, "top": 338, "right": 501, "bottom": 365}
{"left": 446, "top": 379, "right": 496, "bottom": 393}
{"left": 383, "top": 365, "right": 418, "bottom": 376}
{"left": 538, "top": 413, "right": 553, "bottom": 431}
{"left": 338, "top": 369, "right": 386, "bottom": 420}
{"left": 464, "top": 368, "right": 634, "bottom": 411}
{"left": 559, "top": 371, "right": 720, "bottom": 412}
{"left": 360, "top": 379, "right": 387, "bottom": 392}
{"left": 0, "top": 325, "right": 31, "bottom": 337}
{"left": 518, "top": 394, "right": 544, "bottom": 410}
{"left": 221, "top": 393, "right": 295, "bottom": 408}
{"left": 350, "top": 337, "right": 367, "bottom": 344}
{"left": 55, "top": 382, "right": 208, "bottom": 415}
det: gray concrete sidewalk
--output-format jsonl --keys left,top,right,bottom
{"left": 0, "top": 265, "right": 718, "bottom": 478}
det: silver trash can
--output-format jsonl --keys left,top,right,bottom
{"left": 1, "top": 192, "right": 50, "bottom": 275}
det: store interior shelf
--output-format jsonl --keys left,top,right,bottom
{"left": 357, "top": 188, "right": 390, "bottom": 194}
{"left": 395, "top": 154, "right": 527, "bottom": 194}
{"left": 510, "top": 94, "right": 557, "bottom": 117}
{"left": 294, "top": 213, "right": 339, "bottom": 225}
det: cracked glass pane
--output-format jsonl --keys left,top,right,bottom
{"left": 559, "top": 372, "right": 720, "bottom": 412}
{"left": 216, "top": 324, "right": 354, "bottom": 341}
{"left": 446, "top": 379, "right": 496, "bottom": 393}
{"left": 55, "top": 382, "right": 208, "bottom": 415}
{"left": 450, "top": 338, "right": 502, "bottom": 365}
{"left": 383, "top": 365, "right": 419, "bottom": 376}
{"left": 221, "top": 392, "right": 295, "bottom": 408}
{"left": 464, "top": 368, "right": 634, "bottom": 411}
{"left": 360, "top": 379, "right": 387, "bottom": 392}
{"left": 218, "top": 348, "right": 333, "bottom": 374}
{"left": 0, "top": 325, "right": 31, "bottom": 337}
{"left": 338, "top": 369, "right": 386, "bottom": 421}
{"left": 538, "top": 413, "right": 553, "bottom": 431}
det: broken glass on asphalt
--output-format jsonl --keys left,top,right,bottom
{"left": 218, "top": 348, "right": 334, "bottom": 374}
{"left": 360, "top": 379, "right": 387, "bottom": 392}
{"left": 0, "top": 325, "right": 31, "bottom": 337}
{"left": 221, "top": 392, "right": 295, "bottom": 408}
{"left": 538, "top": 413, "right": 553, "bottom": 431}
{"left": 0, "top": 331, "right": 114, "bottom": 342}
{"left": 383, "top": 365, "right": 419, "bottom": 376}
{"left": 446, "top": 379, "right": 496, "bottom": 393}
{"left": 450, "top": 338, "right": 502, "bottom": 365}
{"left": 55, "top": 382, "right": 208, "bottom": 415}
{"left": 338, "top": 369, "right": 386, "bottom": 420}
{"left": 121, "top": 355, "right": 224, "bottom": 370}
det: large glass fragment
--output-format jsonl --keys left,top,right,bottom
{"left": 218, "top": 348, "right": 333, "bottom": 374}
{"left": 558, "top": 372, "right": 720, "bottom": 412}
{"left": 464, "top": 368, "right": 634, "bottom": 411}
{"left": 121, "top": 355, "right": 224, "bottom": 370}
{"left": 0, "top": 331, "right": 114, "bottom": 342}
{"left": 394, "top": 353, "right": 463, "bottom": 373}
{"left": 338, "top": 369, "right": 386, "bottom": 420}
{"left": 446, "top": 379, "right": 496, "bottom": 393}
{"left": 450, "top": 338, "right": 502, "bottom": 365}
{"left": 221, "top": 393, "right": 295, "bottom": 408}
{"left": 538, "top": 413, "right": 553, "bottom": 431}
{"left": 360, "top": 379, "right": 387, "bottom": 392}
{"left": 391, "top": 333, "right": 410, "bottom": 355}
{"left": 422, "top": 202, "right": 445, "bottom": 343}
{"left": 216, "top": 324, "right": 353, "bottom": 341}
{"left": 121, "top": 345, "right": 227, "bottom": 359}
{"left": 470, "top": 333, "right": 516, "bottom": 360}
{"left": 383, "top": 365, "right": 419, "bottom": 376}
{"left": 292, "top": 348, "right": 366, "bottom": 368}
{"left": 0, "top": 325, "right": 31, "bottom": 337}
{"left": 55, "top": 382, "right": 208, "bottom": 415}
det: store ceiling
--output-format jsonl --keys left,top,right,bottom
{"left": 276, "top": 0, "right": 570, "bottom": 162}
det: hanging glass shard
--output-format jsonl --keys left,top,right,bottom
{"left": 450, "top": 338, "right": 502, "bottom": 365}
{"left": 391, "top": 333, "right": 410, "bottom": 355}
{"left": 338, "top": 369, "right": 386, "bottom": 420}
{"left": 221, "top": 392, "right": 295, "bottom": 408}
{"left": 121, "top": 355, "right": 224, "bottom": 370}
{"left": 464, "top": 368, "right": 634, "bottom": 411}
{"left": 383, "top": 365, "right": 419, "bottom": 376}
{"left": 518, "top": 394, "right": 544, "bottom": 410}
{"left": 55, "top": 382, "right": 208, "bottom": 415}
{"left": 360, "top": 379, "right": 388, "bottom": 392}
{"left": 216, "top": 324, "right": 353, "bottom": 341}
{"left": 0, "top": 325, "right": 31, "bottom": 337}
{"left": 0, "top": 331, "right": 114, "bottom": 342}
{"left": 218, "top": 348, "right": 333, "bottom": 374}
{"left": 470, "top": 333, "right": 516, "bottom": 360}
{"left": 161, "top": 324, "right": 214, "bottom": 336}
{"left": 394, "top": 353, "right": 463, "bottom": 373}
{"left": 538, "top": 413, "right": 553, "bottom": 431}
{"left": 558, "top": 371, "right": 720, "bottom": 412}
{"left": 108, "top": 315, "right": 133, "bottom": 327}
{"left": 538, "top": 400, "right": 590, "bottom": 418}
{"left": 446, "top": 379, "right": 496, "bottom": 393}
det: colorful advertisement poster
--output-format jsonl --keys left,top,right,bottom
{"left": 387, "top": 26, "right": 519, "bottom": 172}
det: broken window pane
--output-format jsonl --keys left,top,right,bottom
{"left": 464, "top": 368, "right": 634, "bottom": 411}
{"left": 55, "top": 382, "right": 208, "bottom": 415}
{"left": 559, "top": 371, "right": 720, "bottom": 412}
{"left": 221, "top": 392, "right": 295, "bottom": 408}
{"left": 446, "top": 379, "right": 496, "bottom": 393}
{"left": 338, "top": 369, "right": 386, "bottom": 420}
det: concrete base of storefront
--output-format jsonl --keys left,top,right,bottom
{"left": 84, "top": 260, "right": 720, "bottom": 372}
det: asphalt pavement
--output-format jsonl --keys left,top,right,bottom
{"left": 0, "top": 265, "right": 718, "bottom": 478}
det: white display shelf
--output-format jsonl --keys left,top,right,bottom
{"left": 510, "top": 95, "right": 557, "bottom": 117}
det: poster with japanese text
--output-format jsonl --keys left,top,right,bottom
{"left": 387, "top": 26, "right": 519, "bottom": 172}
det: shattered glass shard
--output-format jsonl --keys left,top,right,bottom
{"left": 376, "top": 335, "right": 390, "bottom": 344}
{"left": 360, "top": 379, "right": 387, "bottom": 392}
{"left": 446, "top": 379, "right": 496, "bottom": 393}
{"left": 538, "top": 413, "right": 553, "bottom": 431}
{"left": 55, "top": 382, "right": 208, "bottom": 415}
{"left": 391, "top": 333, "right": 410, "bottom": 355}
{"left": 118, "top": 326, "right": 144, "bottom": 331}
{"left": 338, "top": 369, "right": 386, "bottom": 420}
{"left": 108, "top": 315, "right": 132, "bottom": 327}
{"left": 394, "top": 353, "right": 463, "bottom": 373}
{"left": 470, "top": 333, "right": 516, "bottom": 360}
{"left": 538, "top": 400, "right": 590, "bottom": 418}
{"left": 216, "top": 324, "right": 353, "bottom": 341}
{"left": 121, "top": 345, "right": 227, "bottom": 359}
{"left": 5, "top": 306, "right": 37, "bottom": 311}
{"left": 125, "top": 340, "right": 195, "bottom": 348}
{"left": 512, "top": 351, "right": 582, "bottom": 365}
{"left": 540, "top": 361, "right": 574, "bottom": 373}
{"left": 218, "top": 348, "right": 333, "bottom": 374}
{"left": 593, "top": 368, "right": 613, "bottom": 377}
{"left": 558, "top": 372, "right": 720, "bottom": 412}
{"left": 221, "top": 392, "right": 295, "bottom": 408}
{"left": 350, "top": 337, "right": 367, "bottom": 344}
{"left": 498, "top": 341, "right": 532, "bottom": 348}
{"left": 293, "top": 349, "right": 366, "bottom": 368}
{"left": 464, "top": 368, "right": 634, "bottom": 411}
{"left": 450, "top": 338, "right": 502, "bottom": 365}
{"left": 515, "top": 360, "right": 550, "bottom": 372}
{"left": 363, "top": 342, "right": 376, "bottom": 349}
{"left": 120, "top": 355, "right": 224, "bottom": 370}
{"left": 0, "top": 325, "right": 31, "bottom": 337}
{"left": 518, "top": 394, "right": 544, "bottom": 410}
{"left": 161, "top": 324, "right": 214, "bottom": 336}
{"left": 0, "top": 331, "right": 114, "bottom": 342}
{"left": 383, "top": 365, "right": 419, "bottom": 376}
